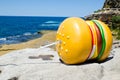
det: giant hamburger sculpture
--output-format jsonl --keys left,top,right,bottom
{"left": 56, "top": 17, "right": 113, "bottom": 64}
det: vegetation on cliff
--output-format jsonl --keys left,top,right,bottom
{"left": 112, "top": 15, "right": 120, "bottom": 39}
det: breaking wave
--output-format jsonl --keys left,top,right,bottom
{"left": 0, "top": 32, "right": 41, "bottom": 45}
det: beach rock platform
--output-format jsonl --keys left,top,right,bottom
{"left": 0, "top": 47, "right": 120, "bottom": 80}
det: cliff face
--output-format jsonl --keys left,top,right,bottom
{"left": 86, "top": 0, "right": 120, "bottom": 17}
{"left": 85, "top": 0, "right": 120, "bottom": 22}
{"left": 103, "top": 0, "right": 120, "bottom": 8}
{"left": 85, "top": 0, "right": 120, "bottom": 40}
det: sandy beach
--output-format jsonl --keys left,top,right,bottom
{"left": 0, "top": 31, "right": 56, "bottom": 56}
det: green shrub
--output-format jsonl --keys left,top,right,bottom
{"left": 112, "top": 16, "right": 120, "bottom": 29}
{"left": 116, "top": 30, "right": 120, "bottom": 40}
{"left": 112, "top": 16, "right": 120, "bottom": 23}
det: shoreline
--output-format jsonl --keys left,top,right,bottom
{"left": 0, "top": 30, "right": 120, "bottom": 56}
{"left": 0, "top": 31, "right": 56, "bottom": 56}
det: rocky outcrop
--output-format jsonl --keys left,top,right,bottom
{"left": 103, "top": 0, "right": 120, "bottom": 8}
{"left": 85, "top": 0, "right": 120, "bottom": 22}
{"left": 85, "top": 0, "right": 120, "bottom": 40}
{"left": 0, "top": 44, "right": 120, "bottom": 80}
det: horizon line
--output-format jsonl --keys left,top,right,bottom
{"left": 0, "top": 15, "right": 83, "bottom": 18}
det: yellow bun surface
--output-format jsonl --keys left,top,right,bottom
{"left": 56, "top": 17, "right": 92, "bottom": 64}
{"left": 96, "top": 20, "right": 113, "bottom": 61}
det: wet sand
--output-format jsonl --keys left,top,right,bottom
{"left": 0, "top": 31, "right": 56, "bottom": 56}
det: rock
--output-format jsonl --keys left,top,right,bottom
{"left": 8, "top": 77, "right": 18, "bottom": 80}
{"left": 112, "top": 40, "right": 120, "bottom": 49}
{"left": 0, "top": 70, "right": 2, "bottom": 74}
{"left": 0, "top": 47, "right": 120, "bottom": 80}
{"left": 37, "top": 30, "right": 56, "bottom": 35}
{"left": 101, "top": 48, "right": 120, "bottom": 80}
{"left": 85, "top": 0, "right": 120, "bottom": 25}
{"left": 103, "top": 0, "right": 120, "bottom": 8}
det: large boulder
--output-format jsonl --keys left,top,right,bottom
{"left": 0, "top": 47, "right": 120, "bottom": 80}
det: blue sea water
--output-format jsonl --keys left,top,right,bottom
{"left": 0, "top": 16, "right": 67, "bottom": 45}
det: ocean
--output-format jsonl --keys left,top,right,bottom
{"left": 0, "top": 16, "right": 67, "bottom": 45}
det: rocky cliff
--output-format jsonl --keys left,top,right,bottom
{"left": 86, "top": 0, "right": 120, "bottom": 20}
{"left": 103, "top": 0, "right": 120, "bottom": 8}
{"left": 85, "top": 0, "right": 120, "bottom": 39}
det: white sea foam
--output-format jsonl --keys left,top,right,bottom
{"left": 23, "top": 32, "right": 32, "bottom": 36}
{"left": 16, "top": 35, "right": 21, "bottom": 37}
{"left": 44, "top": 21, "right": 60, "bottom": 24}
{"left": 40, "top": 20, "right": 60, "bottom": 27}
{"left": 40, "top": 23, "right": 59, "bottom": 27}
{"left": 0, "top": 38, "right": 6, "bottom": 41}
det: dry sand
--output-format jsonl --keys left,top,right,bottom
{"left": 0, "top": 31, "right": 56, "bottom": 56}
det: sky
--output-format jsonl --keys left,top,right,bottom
{"left": 0, "top": 0, "right": 105, "bottom": 17}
